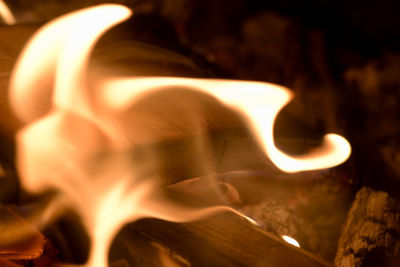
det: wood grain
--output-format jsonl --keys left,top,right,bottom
{"left": 111, "top": 206, "right": 332, "bottom": 266}
{"left": 335, "top": 187, "right": 400, "bottom": 267}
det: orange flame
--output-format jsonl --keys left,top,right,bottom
{"left": 99, "top": 77, "right": 351, "bottom": 172}
{"left": 0, "top": 0, "right": 15, "bottom": 25}
{"left": 9, "top": 4, "right": 351, "bottom": 267}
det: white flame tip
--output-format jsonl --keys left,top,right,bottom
{"left": 272, "top": 133, "right": 352, "bottom": 173}
{"left": 281, "top": 235, "right": 300, "bottom": 248}
{"left": 241, "top": 214, "right": 259, "bottom": 226}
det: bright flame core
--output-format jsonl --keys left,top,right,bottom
{"left": 281, "top": 235, "right": 301, "bottom": 248}
{"left": 9, "top": 4, "right": 351, "bottom": 267}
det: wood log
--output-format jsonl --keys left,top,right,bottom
{"left": 335, "top": 187, "right": 400, "bottom": 267}
{"left": 0, "top": 205, "right": 45, "bottom": 260}
{"left": 0, "top": 260, "right": 23, "bottom": 267}
{"left": 110, "top": 209, "right": 332, "bottom": 267}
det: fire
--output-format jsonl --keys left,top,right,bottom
{"left": 0, "top": 0, "right": 15, "bottom": 25}
{"left": 8, "top": 4, "right": 351, "bottom": 267}
{"left": 281, "top": 235, "right": 301, "bottom": 248}
{"left": 99, "top": 77, "right": 351, "bottom": 172}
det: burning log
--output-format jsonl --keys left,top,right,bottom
{"left": 105, "top": 187, "right": 332, "bottom": 266}
{"left": 335, "top": 187, "right": 400, "bottom": 267}
{"left": 0, "top": 205, "right": 44, "bottom": 260}
{"left": 112, "top": 209, "right": 332, "bottom": 267}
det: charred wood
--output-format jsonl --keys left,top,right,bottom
{"left": 335, "top": 187, "right": 400, "bottom": 267}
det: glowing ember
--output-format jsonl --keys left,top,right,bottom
{"left": 8, "top": 4, "right": 351, "bottom": 267}
{"left": 281, "top": 235, "right": 301, "bottom": 248}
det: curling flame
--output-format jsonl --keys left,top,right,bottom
{"left": 9, "top": 4, "right": 351, "bottom": 267}
{"left": 100, "top": 77, "right": 351, "bottom": 172}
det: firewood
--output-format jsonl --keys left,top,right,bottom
{"left": 110, "top": 202, "right": 332, "bottom": 266}
{"left": 0, "top": 206, "right": 45, "bottom": 260}
{"left": 0, "top": 260, "right": 23, "bottom": 267}
{"left": 335, "top": 187, "right": 400, "bottom": 267}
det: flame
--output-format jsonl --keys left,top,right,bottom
{"left": 281, "top": 235, "right": 301, "bottom": 248}
{"left": 8, "top": 4, "right": 351, "bottom": 267}
{"left": 100, "top": 77, "right": 351, "bottom": 172}
{"left": 0, "top": 0, "right": 15, "bottom": 25}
